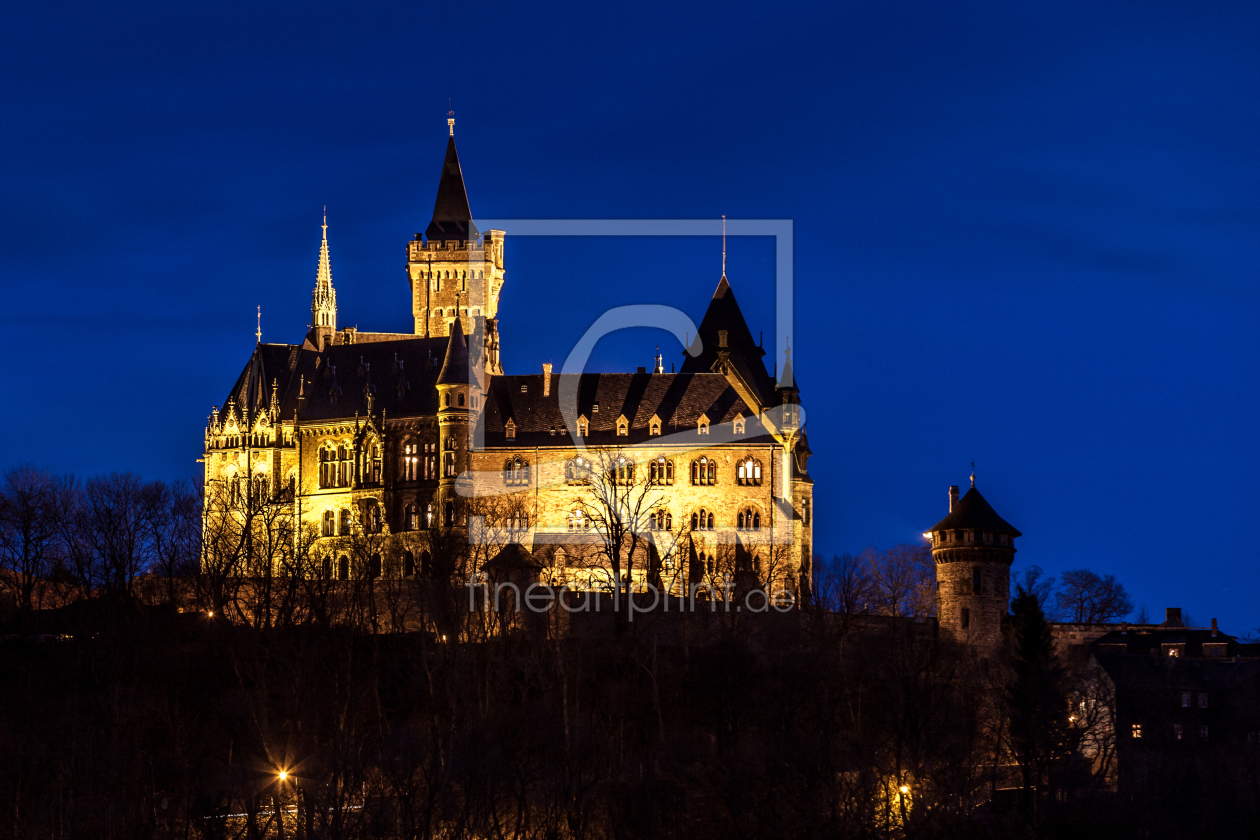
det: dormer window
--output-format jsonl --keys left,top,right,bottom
{"left": 616, "top": 414, "right": 628, "bottom": 436}
{"left": 520, "top": 384, "right": 528, "bottom": 393}
{"left": 577, "top": 415, "right": 588, "bottom": 437}
{"left": 697, "top": 414, "right": 710, "bottom": 435}
{"left": 649, "top": 415, "right": 661, "bottom": 436}
{"left": 733, "top": 415, "right": 745, "bottom": 435}
{"left": 505, "top": 419, "right": 516, "bottom": 440}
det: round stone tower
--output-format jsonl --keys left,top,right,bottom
{"left": 927, "top": 476, "right": 1021, "bottom": 651}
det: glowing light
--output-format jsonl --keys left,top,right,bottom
{"left": 278, "top": 770, "right": 288, "bottom": 782}
{"left": 207, "top": 611, "right": 214, "bottom": 618}
{"left": 898, "top": 785, "right": 910, "bottom": 795}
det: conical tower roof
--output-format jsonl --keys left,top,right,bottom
{"left": 436, "top": 317, "right": 471, "bottom": 386}
{"left": 424, "top": 130, "right": 478, "bottom": 241}
{"left": 929, "top": 485, "right": 1022, "bottom": 537}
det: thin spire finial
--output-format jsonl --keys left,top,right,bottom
{"left": 322, "top": 206, "right": 327, "bottom": 239}
{"left": 447, "top": 101, "right": 455, "bottom": 136}
{"left": 721, "top": 214, "right": 726, "bottom": 278}
{"left": 256, "top": 306, "right": 262, "bottom": 344}
{"left": 970, "top": 461, "right": 975, "bottom": 488}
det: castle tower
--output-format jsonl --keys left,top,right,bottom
{"left": 310, "top": 213, "right": 337, "bottom": 351}
{"left": 406, "top": 117, "right": 505, "bottom": 374}
{"left": 435, "top": 317, "right": 481, "bottom": 526}
{"left": 928, "top": 475, "right": 1021, "bottom": 651}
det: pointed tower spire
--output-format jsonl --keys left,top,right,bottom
{"left": 436, "top": 317, "right": 471, "bottom": 386}
{"left": 311, "top": 210, "right": 337, "bottom": 351}
{"left": 256, "top": 306, "right": 262, "bottom": 344}
{"left": 425, "top": 118, "right": 477, "bottom": 242}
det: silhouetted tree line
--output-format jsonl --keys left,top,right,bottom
{"left": 2, "top": 465, "right": 1258, "bottom": 839}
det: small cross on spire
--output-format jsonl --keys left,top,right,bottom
{"left": 970, "top": 461, "right": 975, "bottom": 488}
{"left": 256, "top": 306, "right": 262, "bottom": 344}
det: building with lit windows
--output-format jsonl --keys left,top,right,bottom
{"left": 202, "top": 117, "right": 813, "bottom": 597}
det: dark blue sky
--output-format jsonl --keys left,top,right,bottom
{"left": 4, "top": 1, "right": 1259, "bottom": 629}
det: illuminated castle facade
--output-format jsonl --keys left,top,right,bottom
{"left": 202, "top": 119, "right": 813, "bottom": 595}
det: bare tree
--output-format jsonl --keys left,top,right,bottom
{"left": 0, "top": 466, "right": 67, "bottom": 624}
{"left": 865, "top": 544, "right": 935, "bottom": 618}
{"left": 1055, "top": 569, "right": 1133, "bottom": 624}
{"left": 573, "top": 447, "right": 666, "bottom": 634}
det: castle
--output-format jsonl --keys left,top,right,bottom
{"left": 202, "top": 117, "right": 813, "bottom": 598}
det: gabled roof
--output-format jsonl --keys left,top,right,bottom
{"left": 680, "top": 276, "right": 777, "bottom": 405}
{"left": 928, "top": 486, "right": 1022, "bottom": 536}
{"left": 218, "top": 336, "right": 451, "bottom": 425}
{"left": 479, "top": 372, "right": 766, "bottom": 448}
{"left": 424, "top": 134, "right": 478, "bottom": 241}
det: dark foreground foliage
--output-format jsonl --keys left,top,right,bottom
{"left": 3, "top": 604, "right": 1260, "bottom": 840}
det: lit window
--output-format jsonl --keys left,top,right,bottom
{"left": 504, "top": 456, "right": 530, "bottom": 486}
{"left": 1132, "top": 724, "right": 1142, "bottom": 739}
{"left": 505, "top": 419, "right": 515, "bottom": 440}
{"left": 691, "top": 457, "right": 717, "bottom": 486}
{"left": 1181, "top": 691, "right": 1191, "bottom": 708}
{"left": 649, "top": 457, "right": 674, "bottom": 485}
{"left": 566, "top": 458, "right": 591, "bottom": 485}
{"left": 737, "top": 457, "right": 763, "bottom": 486}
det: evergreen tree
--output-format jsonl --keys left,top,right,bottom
{"left": 1007, "top": 584, "right": 1066, "bottom": 814}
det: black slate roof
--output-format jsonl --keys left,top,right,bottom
{"left": 435, "top": 318, "right": 471, "bottom": 386}
{"left": 928, "top": 486, "right": 1022, "bottom": 536}
{"left": 479, "top": 372, "right": 766, "bottom": 448}
{"left": 680, "top": 277, "right": 778, "bottom": 406}
{"left": 423, "top": 134, "right": 477, "bottom": 242}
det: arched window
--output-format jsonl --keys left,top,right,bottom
{"left": 613, "top": 456, "right": 634, "bottom": 485}
{"left": 369, "top": 553, "right": 382, "bottom": 579}
{"left": 504, "top": 456, "right": 530, "bottom": 486}
{"left": 737, "top": 508, "right": 762, "bottom": 531}
{"left": 404, "top": 503, "right": 418, "bottom": 531}
{"left": 458, "top": 393, "right": 465, "bottom": 407}
{"left": 366, "top": 503, "right": 382, "bottom": 533}
{"left": 401, "top": 440, "right": 418, "bottom": 481}
{"left": 567, "top": 510, "right": 589, "bottom": 532}
{"left": 444, "top": 393, "right": 451, "bottom": 408}
{"left": 507, "top": 512, "right": 529, "bottom": 533}
{"left": 322, "top": 510, "right": 335, "bottom": 537}
{"left": 425, "top": 502, "right": 434, "bottom": 529}
{"left": 251, "top": 474, "right": 269, "bottom": 503}
{"left": 319, "top": 448, "right": 333, "bottom": 488}
{"left": 577, "top": 417, "right": 588, "bottom": 437}
{"left": 649, "top": 457, "right": 674, "bottom": 485}
{"left": 565, "top": 457, "right": 591, "bottom": 485}
{"left": 649, "top": 509, "right": 672, "bottom": 531}
{"left": 338, "top": 555, "right": 349, "bottom": 581}
{"left": 337, "top": 444, "right": 352, "bottom": 487}
{"left": 737, "top": 456, "right": 762, "bottom": 486}
{"left": 803, "top": 498, "right": 811, "bottom": 526}
{"left": 691, "top": 509, "right": 715, "bottom": 531}
{"left": 404, "top": 551, "right": 415, "bottom": 577}
{"left": 368, "top": 441, "right": 382, "bottom": 484}
{"left": 339, "top": 509, "right": 352, "bottom": 536}
{"left": 691, "top": 457, "right": 717, "bottom": 486}
{"left": 322, "top": 555, "right": 332, "bottom": 578}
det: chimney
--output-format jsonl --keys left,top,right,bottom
{"left": 1211, "top": 617, "right": 1218, "bottom": 637}
{"left": 1164, "top": 607, "right": 1183, "bottom": 627}
{"left": 949, "top": 486, "right": 959, "bottom": 512}
{"left": 542, "top": 363, "right": 552, "bottom": 396}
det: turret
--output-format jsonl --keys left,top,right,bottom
{"left": 310, "top": 213, "right": 337, "bottom": 351}
{"left": 406, "top": 116, "right": 505, "bottom": 373}
{"left": 435, "top": 318, "right": 481, "bottom": 525}
{"left": 928, "top": 474, "right": 1021, "bottom": 651}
